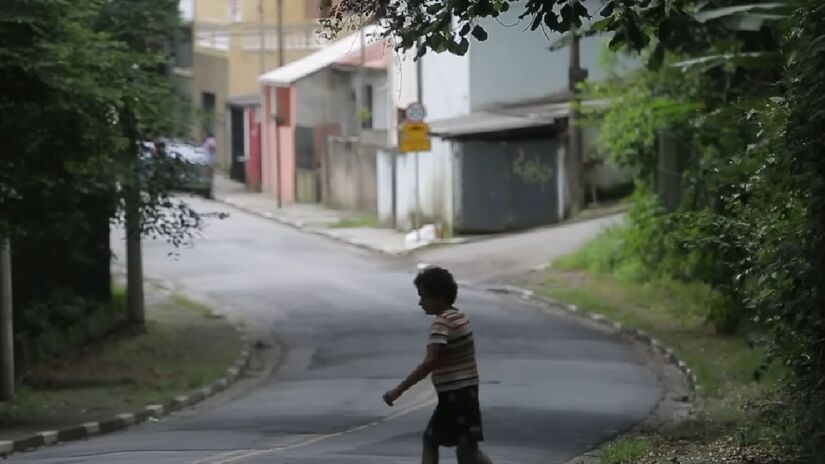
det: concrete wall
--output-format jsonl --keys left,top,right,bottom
{"left": 295, "top": 69, "right": 353, "bottom": 132}
{"left": 195, "top": 0, "right": 314, "bottom": 26}
{"left": 262, "top": 85, "right": 297, "bottom": 202}
{"left": 376, "top": 142, "right": 456, "bottom": 232}
{"left": 469, "top": 1, "right": 607, "bottom": 109}
{"left": 325, "top": 137, "right": 379, "bottom": 214}
{"left": 376, "top": 150, "right": 395, "bottom": 227}
{"left": 230, "top": 48, "right": 315, "bottom": 96}
{"left": 192, "top": 51, "right": 229, "bottom": 165}
{"left": 382, "top": 45, "right": 468, "bottom": 231}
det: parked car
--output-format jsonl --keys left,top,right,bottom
{"left": 140, "top": 139, "right": 214, "bottom": 199}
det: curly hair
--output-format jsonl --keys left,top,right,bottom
{"left": 413, "top": 266, "right": 458, "bottom": 306}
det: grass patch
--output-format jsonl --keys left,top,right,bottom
{"left": 170, "top": 293, "right": 223, "bottom": 318}
{"left": 529, "top": 227, "right": 785, "bottom": 463}
{"left": 602, "top": 437, "right": 651, "bottom": 464}
{"left": 328, "top": 215, "right": 379, "bottom": 229}
{"left": 0, "top": 292, "right": 243, "bottom": 440}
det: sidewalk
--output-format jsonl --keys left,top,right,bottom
{"left": 212, "top": 175, "right": 629, "bottom": 259}
{"left": 212, "top": 175, "right": 466, "bottom": 255}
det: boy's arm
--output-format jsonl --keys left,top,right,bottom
{"left": 383, "top": 344, "right": 443, "bottom": 405}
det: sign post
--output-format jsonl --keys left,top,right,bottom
{"left": 400, "top": 103, "right": 430, "bottom": 241}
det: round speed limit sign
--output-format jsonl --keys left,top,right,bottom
{"left": 405, "top": 102, "right": 427, "bottom": 122}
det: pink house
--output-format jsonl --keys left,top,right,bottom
{"left": 258, "top": 25, "right": 389, "bottom": 204}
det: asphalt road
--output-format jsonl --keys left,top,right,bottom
{"left": 9, "top": 198, "right": 660, "bottom": 464}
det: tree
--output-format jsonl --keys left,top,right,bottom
{"left": 94, "top": 0, "right": 206, "bottom": 325}
{"left": 322, "top": 1, "right": 787, "bottom": 71}
{"left": 0, "top": 0, "right": 205, "bottom": 381}
{"left": 322, "top": 0, "right": 690, "bottom": 57}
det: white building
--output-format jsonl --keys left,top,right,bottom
{"left": 376, "top": 1, "right": 631, "bottom": 234}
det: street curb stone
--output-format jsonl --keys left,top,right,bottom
{"left": 215, "top": 194, "right": 626, "bottom": 258}
{"left": 215, "top": 196, "right": 448, "bottom": 256}
{"left": 483, "top": 284, "right": 699, "bottom": 399}
{"left": 0, "top": 308, "right": 256, "bottom": 458}
{"left": 483, "top": 284, "right": 698, "bottom": 464}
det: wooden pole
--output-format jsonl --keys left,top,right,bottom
{"left": 0, "top": 238, "right": 15, "bottom": 401}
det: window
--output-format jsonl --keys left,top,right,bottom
{"left": 229, "top": 0, "right": 243, "bottom": 22}
{"left": 362, "top": 84, "right": 373, "bottom": 129}
{"left": 201, "top": 92, "right": 216, "bottom": 135}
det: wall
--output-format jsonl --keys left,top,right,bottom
{"left": 469, "top": 1, "right": 607, "bottom": 109}
{"left": 263, "top": 84, "right": 297, "bottom": 202}
{"left": 295, "top": 69, "right": 353, "bottom": 131}
{"left": 325, "top": 137, "right": 379, "bottom": 213}
{"left": 376, "top": 149, "right": 396, "bottom": 226}
{"left": 355, "top": 71, "right": 389, "bottom": 131}
{"left": 381, "top": 44, "right": 468, "bottom": 231}
{"left": 454, "top": 137, "right": 562, "bottom": 233}
{"left": 386, "top": 49, "right": 418, "bottom": 146}
{"left": 378, "top": 141, "right": 455, "bottom": 232}
{"left": 230, "top": 47, "right": 315, "bottom": 96}
{"left": 421, "top": 50, "right": 471, "bottom": 120}
{"left": 192, "top": 51, "right": 229, "bottom": 165}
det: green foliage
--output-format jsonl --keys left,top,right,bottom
{"left": 329, "top": 215, "right": 380, "bottom": 229}
{"left": 601, "top": 437, "right": 650, "bottom": 464}
{"left": 564, "top": 0, "right": 825, "bottom": 458}
{"left": 15, "top": 290, "right": 127, "bottom": 372}
{"left": 321, "top": 0, "right": 784, "bottom": 62}
{"left": 0, "top": 0, "right": 204, "bottom": 246}
{"left": 1, "top": 0, "right": 211, "bottom": 375}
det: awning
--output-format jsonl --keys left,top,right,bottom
{"left": 226, "top": 93, "right": 261, "bottom": 108}
{"left": 428, "top": 112, "right": 555, "bottom": 138}
{"left": 427, "top": 100, "right": 608, "bottom": 139}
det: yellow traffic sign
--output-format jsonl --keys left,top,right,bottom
{"left": 399, "top": 121, "right": 431, "bottom": 153}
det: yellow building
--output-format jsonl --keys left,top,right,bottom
{"left": 191, "top": 0, "right": 324, "bottom": 169}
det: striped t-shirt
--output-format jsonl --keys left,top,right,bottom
{"left": 428, "top": 308, "right": 480, "bottom": 393}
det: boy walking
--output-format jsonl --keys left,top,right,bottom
{"left": 383, "top": 266, "right": 493, "bottom": 464}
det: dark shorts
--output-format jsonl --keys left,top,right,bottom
{"left": 424, "top": 385, "right": 484, "bottom": 447}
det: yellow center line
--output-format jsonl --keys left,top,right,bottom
{"left": 196, "top": 389, "right": 436, "bottom": 464}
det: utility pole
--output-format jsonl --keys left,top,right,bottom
{"left": 124, "top": 113, "right": 145, "bottom": 327}
{"left": 567, "top": 29, "right": 586, "bottom": 216}
{"left": 356, "top": 23, "right": 366, "bottom": 135}
{"left": 259, "top": 0, "right": 266, "bottom": 75}
{"left": 415, "top": 41, "right": 423, "bottom": 242}
{"left": 125, "top": 183, "right": 145, "bottom": 326}
{"left": 274, "top": 0, "right": 284, "bottom": 208}
{"left": 0, "top": 238, "right": 14, "bottom": 401}
{"left": 277, "top": 0, "right": 284, "bottom": 67}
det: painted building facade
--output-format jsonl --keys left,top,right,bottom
{"left": 258, "top": 26, "right": 390, "bottom": 204}
{"left": 191, "top": 0, "right": 324, "bottom": 170}
{"left": 378, "top": 0, "right": 632, "bottom": 233}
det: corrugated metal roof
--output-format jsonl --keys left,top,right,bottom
{"left": 259, "top": 24, "right": 384, "bottom": 86}
{"left": 428, "top": 112, "right": 554, "bottom": 138}
{"left": 428, "top": 100, "right": 609, "bottom": 138}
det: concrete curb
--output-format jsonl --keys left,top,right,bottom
{"left": 215, "top": 195, "right": 627, "bottom": 258}
{"left": 481, "top": 284, "right": 698, "bottom": 464}
{"left": 0, "top": 314, "right": 256, "bottom": 458}
{"left": 214, "top": 195, "right": 463, "bottom": 257}
{"left": 482, "top": 284, "right": 699, "bottom": 400}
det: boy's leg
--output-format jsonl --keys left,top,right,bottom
{"left": 456, "top": 442, "right": 493, "bottom": 464}
{"left": 422, "top": 437, "right": 439, "bottom": 464}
